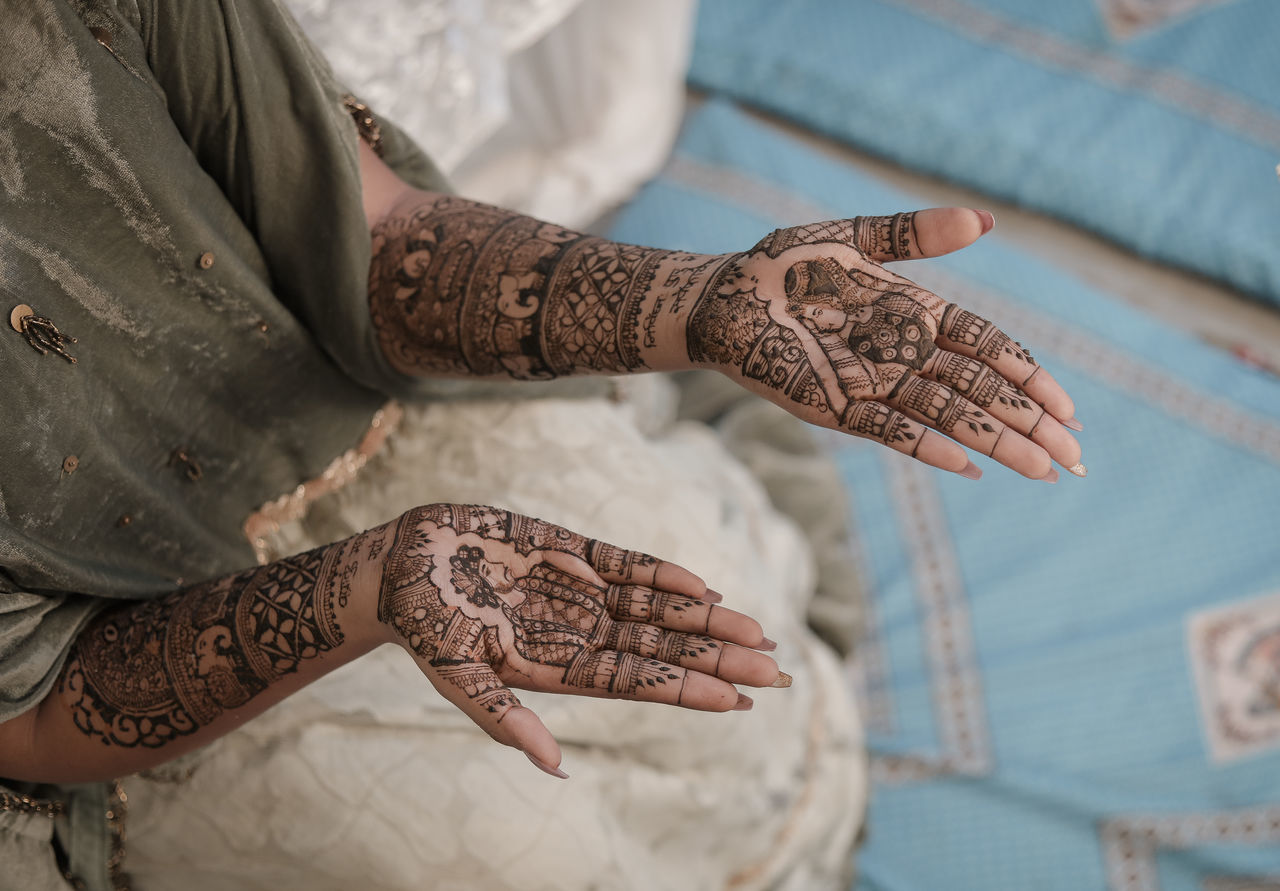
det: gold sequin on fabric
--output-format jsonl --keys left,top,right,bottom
{"left": 243, "top": 402, "right": 403, "bottom": 563}
{"left": 342, "top": 94, "right": 384, "bottom": 157}
{"left": 197, "top": 251, "right": 215, "bottom": 270}
{"left": 0, "top": 790, "right": 66, "bottom": 818}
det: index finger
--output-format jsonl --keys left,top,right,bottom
{"left": 585, "top": 540, "right": 707, "bottom": 597}
{"left": 604, "top": 583, "right": 770, "bottom": 649}
{"left": 937, "top": 304, "right": 1076, "bottom": 422}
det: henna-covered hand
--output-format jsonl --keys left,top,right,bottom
{"left": 374, "top": 504, "right": 782, "bottom": 777}
{"left": 686, "top": 208, "right": 1084, "bottom": 480}
{"left": 362, "top": 170, "right": 1081, "bottom": 479}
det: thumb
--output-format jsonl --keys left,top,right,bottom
{"left": 423, "top": 660, "right": 568, "bottom": 778}
{"left": 857, "top": 207, "right": 994, "bottom": 262}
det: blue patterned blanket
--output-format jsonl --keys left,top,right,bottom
{"left": 690, "top": 0, "right": 1280, "bottom": 308}
{"left": 609, "top": 99, "right": 1280, "bottom": 890}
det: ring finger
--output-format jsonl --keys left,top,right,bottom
{"left": 925, "top": 351, "right": 1081, "bottom": 469}
{"left": 887, "top": 375, "right": 1053, "bottom": 479}
{"left": 605, "top": 621, "right": 780, "bottom": 687}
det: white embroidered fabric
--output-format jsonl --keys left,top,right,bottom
{"left": 287, "top": 0, "right": 695, "bottom": 227}
{"left": 123, "top": 379, "right": 867, "bottom": 891}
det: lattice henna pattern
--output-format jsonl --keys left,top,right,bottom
{"left": 62, "top": 547, "right": 345, "bottom": 748}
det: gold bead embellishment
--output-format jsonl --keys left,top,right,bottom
{"left": 169, "top": 448, "right": 204, "bottom": 482}
{"left": 11, "top": 304, "right": 77, "bottom": 363}
{"left": 0, "top": 790, "right": 66, "bottom": 818}
{"left": 342, "top": 94, "right": 384, "bottom": 157}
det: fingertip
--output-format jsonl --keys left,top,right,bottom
{"left": 656, "top": 562, "right": 706, "bottom": 598}
{"left": 974, "top": 209, "right": 995, "bottom": 235}
{"left": 958, "top": 460, "right": 983, "bottom": 481}
{"left": 503, "top": 705, "right": 561, "bottom": 766}
{"left": 525, "top": 751, "right": 570, "bottom": 779}
{"left": 914, "top": 207, "right": 985, "bottom": 257}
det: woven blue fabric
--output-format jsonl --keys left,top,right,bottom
{"left": 689, "top": 0, "right": 1280, "bottom": 308}
{"left": 609, "top": 99, "right": 1280, "bottom": 890}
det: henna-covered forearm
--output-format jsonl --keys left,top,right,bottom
{"left": 367, "top": 192, "right": 732, "bottom": 378}
{"left": 0, "top": 532, "right": 388, "bottom": 783}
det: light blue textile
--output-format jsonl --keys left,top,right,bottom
{"left": 689, "top": 0, "right": 1280, "bottom": 308}
{"left": 609, "top": 99, "right": 1280, "bottom": 890}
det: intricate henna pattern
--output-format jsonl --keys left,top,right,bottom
{"left": 369, "top": 196, "right": 681, "bottom": 379}
{"left": 681, "top": 218, "right": 1054, "bottom": 460}
{"left": 751, "top": 213, "right": 916, "bottom": 260}
{"left": 377, "top": 505, "right": 715, "bottom": 708}
{"left": 940, "top": 305, "right": 1037, "bottom": 369}
{"left": 60, "top": 546, "right": 346, "bottom": 748}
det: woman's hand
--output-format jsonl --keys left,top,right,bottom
{"left": 372, "top": 504, "right": 784, "bottom": 777}
{"left": 685, "top": 209, "right": 1083, "bottom": 481}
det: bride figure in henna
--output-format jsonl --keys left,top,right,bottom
{"left": 378, "top": 505, "right": 733, "bottom": 718}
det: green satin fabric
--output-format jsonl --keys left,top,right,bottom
{"left": 1, "top": 1, "right": 449, "bottom": 886}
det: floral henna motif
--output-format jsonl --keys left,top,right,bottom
{"left": 60, "top": 546, "right": 347, "bottom": 748}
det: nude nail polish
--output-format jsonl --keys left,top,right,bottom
{"left": 733, "top": 693, "right": 754, "bottom": 711}
{"left": 703, "top": 588, "right": 725, "bottom": 604}
{"left": 771, "top": 671, "right": 793, "bottom": 689}
{"left": 959, "top": 460, "right": 983, "bottom": 481}
{"left": 974, "top": 209, "right": 995, "bottom": 235}
{"left": 1062, "top": 417, "right": 1084, "bottom": 432}
{"left": 525, "top": 752, "right": 569, "bottom": 779}
{"left": 758, "top": 637, "right": 778, "bottom": 651}
{"left": 1040, "top": 468, "right": 1059, "bottom": 484}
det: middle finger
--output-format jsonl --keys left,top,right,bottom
{"left": 604, "top": 584, "right": 768, "bottom": 648}
{"left": 925, "top": 350, "right": 1081, "bottom": 469}
{"left": 887, "top": 375, "right": 1053, "bottom": 479}
{"left": 605, "top": 621, "right": 780, "bottom": 687}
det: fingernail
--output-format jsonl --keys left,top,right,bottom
{"left": 974, "top": 209, "right": 995, "bottom": 235}
{"left": 733, "top": 693, "right": 754, "bottom": 711}
{"left": 771, "top": 671, "right": 793, "bottom": 689}
{"left": 1067, "top": 462, "right": 1088, "bottom": 478}
{"left": 758, "top": 637, "right": 778, "bottom": 651}
{"left": 703, "top": 588, "right": 725, "bottom": 604}
{"left": 958, "top": 460, "right": 983, "bottom": 481}
{"left": 525, "top": 752, "right": 569, "bottom": 779}
{"left": 1062, "top": 417, "right": 1084, "bottom": 432}
{"left": 1040, "top": 468, "right": 1059, "bottom": 484}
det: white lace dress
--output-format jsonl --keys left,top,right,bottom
{"left": 122, "top": 378, "right": 867, "bottom": 891}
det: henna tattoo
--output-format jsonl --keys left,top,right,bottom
{"left": 563, "top": 651, "right": 685, "bottom": 697}
{"left": 750, "top": 213, "right": 916, "bottom": 260}
{"left": 940, "top": 304, "right": 1037, "bottom": 367}
{"left": 620, "top": 250, "right": 671, "bottom": 369}
{"left": 841, "top": 401, "right": 918, "bottom": 448}
{"left": 686, "top": 263, "right": 832, "bottom": 414}
{"left": 61, "top": 547, "right": 345, "bottom": 748}
{"left": 586, "top": 542, "right": 660, "bottom": 584}
{"left": 376, "top": 505, "right": 706, "bottom": 711}
{"left": 369, "top": 196, "right": 686, "bottom": 379}
{"left": 932, "top": 352, "right": 1035, "bottom": 414}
